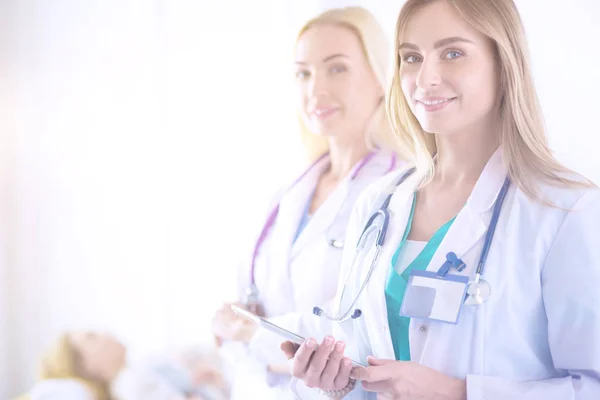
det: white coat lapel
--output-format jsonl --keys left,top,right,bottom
{"left": 264, "top": 157, "right": 328, "bottom": 314}
{"left": 290, "top": 154, "right": 378, "bottom": 259}
{"left": 425, "top": 205, "right": 487, "bottom": 276}
{"left": 276, "top": 157, "right": 329, "bottom": 258}
{"left": 425, "top": 149, "right": 508, "bottom": 277}
{"left": 417, "top": 149, "right": 508, "bottom": 365}
{"left": 289, "top": 179, "right": 348, "bottom": 259}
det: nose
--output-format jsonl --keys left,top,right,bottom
{"left": 416, "top": 57, "right": 442, "bottom": 91}
{"left": 307, "top": 70, "right": 329, "bottom": 99}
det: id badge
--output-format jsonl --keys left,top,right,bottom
{"left": 399, "top": 270, "right": 469, "bottom": 324}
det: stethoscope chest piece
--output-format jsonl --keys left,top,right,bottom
{"left": 464, "top": 278, "right": 491, "bottom": 306}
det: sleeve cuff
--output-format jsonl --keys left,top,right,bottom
{"left": 248, "top": 326, "right": 288, "bottom": 366}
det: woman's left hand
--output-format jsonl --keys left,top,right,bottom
{"left": 351, "top": 357, "right": 466, "bottom": 400}
{"left": 211, "top": 303, "right": 257, "bottom": 344}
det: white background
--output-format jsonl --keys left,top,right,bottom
{"left": 1, "top": 0, "right": 599, "bottom": 397}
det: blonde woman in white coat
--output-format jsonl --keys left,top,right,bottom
{"left": 211, "top": 7, "right": 401, "bottom": 400}
{"left": 283, "top": 0, "right": 600, "bottom": 399}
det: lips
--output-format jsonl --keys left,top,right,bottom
{"left": 416, "top": 96, "right": 456, "bottom": 112}
{"left": 310, "top": 106, "right": 340, "bottom": 119}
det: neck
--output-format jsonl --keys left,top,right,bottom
{"left": 325, "top": 136, "right": 371, "bottom": 181}
{"left": 434, "top": 126, "right": 500, "bottom": 185}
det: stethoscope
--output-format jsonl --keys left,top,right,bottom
{"left": 244, "top": 152, "right": 397, "bottom": 312}
{"left": 313, "top": 168, "right": 511, "bottom": 322}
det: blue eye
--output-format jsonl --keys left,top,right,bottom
{"left": 445, "top": 50, "right": 463, "bottom": 59}
{"left": 296, "top": 70, "right": 309, "bottom": 79}
{"left": 330, "top": 65, "right": 347, "bottom": 74}
{"left": 403, "top": 54, "right": 422, "bottom": 63}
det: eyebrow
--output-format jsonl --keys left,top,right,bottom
{"left": 295, "top": 53, "right": 349, "bottom": 65}
{"left": 398, "top": 36, "right": 475, "bottom": 51}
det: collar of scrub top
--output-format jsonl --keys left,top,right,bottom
{"left": 248, "top": 151, "right": 397, "bottom": 290}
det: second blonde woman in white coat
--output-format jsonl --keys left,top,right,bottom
{"left": 211, "top": 7, "right": 401, "bottom": 400}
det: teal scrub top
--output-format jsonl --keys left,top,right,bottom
{"left": 384, "top": 196, "right": 455, "bottom": 360}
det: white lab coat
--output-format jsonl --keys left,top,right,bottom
{"left": 222, "top": 151, "right": 399, "bottom": 400}
{"left": 293, "top": 149, "right": 600, "bottom": 399}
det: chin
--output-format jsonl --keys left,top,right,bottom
{"left": 416, "top": 118, "right": 455, "bottom": 135}
{"left": 308, "top": 125, "right": 340, "bottom": 138}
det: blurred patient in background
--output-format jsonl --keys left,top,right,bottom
{"left": 15, "top": 331, "right": 228, "bottom": 400}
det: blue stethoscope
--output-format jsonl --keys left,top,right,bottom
{"left": 313, "top": 168, "right": 511, "bottom": 322}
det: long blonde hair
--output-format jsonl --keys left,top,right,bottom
{"left": 387, "top": 0, "right": 593, "bottom": 200}
{"left": 38, "top": 333, "right": 111, "bottom": 400}
{"left": 295, "top": 7, "right": 395, "bottom": 161}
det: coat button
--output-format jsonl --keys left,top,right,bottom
{"left": 420, "top": 325, "right": 427, "bottom": 333}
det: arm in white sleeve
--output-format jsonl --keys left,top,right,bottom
{"left": 466, "top": 190, "right": 600, "bottom": 399}
{"left": 289, "top": 186, "right": 382, "bottom": 400}
{"left": 221, "top": 188, "right": 287, "bottom": 378}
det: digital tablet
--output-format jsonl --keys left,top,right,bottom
{"left": 231, "top": 305, "right": 367, "bottom": 368}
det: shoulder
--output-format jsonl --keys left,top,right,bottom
{"left": 514, "top": 178, "right": 600, "bottom": 218}
{"left": 355, "top": 151, "right": 407, "bottom": 182}
{"left": 510, "top": 181, "right": 600, "bottom": 266}
{"left": 542, "top": 183, "right": 600, "bottom": 228}
{"left": 352, "top": 164, "right": 416, "bottom": 219}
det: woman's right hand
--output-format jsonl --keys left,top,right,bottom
{"left": 211, "top": 303, "right": 257, "bottom": 346}
{"left": 281, "top": 336, "right": 353, "bottom": 391}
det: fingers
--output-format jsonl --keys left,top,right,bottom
{"left": 320, "top": 341, "right": 345, "bottom": 388}
{"left": 280, "top": 341, "right": 299, "bottom": 360}
{"left": 286, "top": 336, "right": 352, "bottom": 391}
{"left": 305, "top": 336, "right": 336, "bottom": 388}
{"left": 290, "top": 338, "right": 317, "bottom": 378}
{"left": 333, "top": 358, "right": 353, "bottom": 389}
{"left": 212, "top": 303, "right": 243, "bottom": 342}
{"left": 212, "top": 307, "right": 231, "bottom": 334}
{"left": 220, "top": 303, "right": 233, "bottom": 313}
{"left": 366, "top": 356, "right": 395, "bottom": 366}
{"left": 351, "top": 363, "right": 397, "bottom": 383}
{"left": 350, "top": 365, "right": 366, "bottom": 381}
{"left": 361, "top": 379, "right": 391, "bottom": 393}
